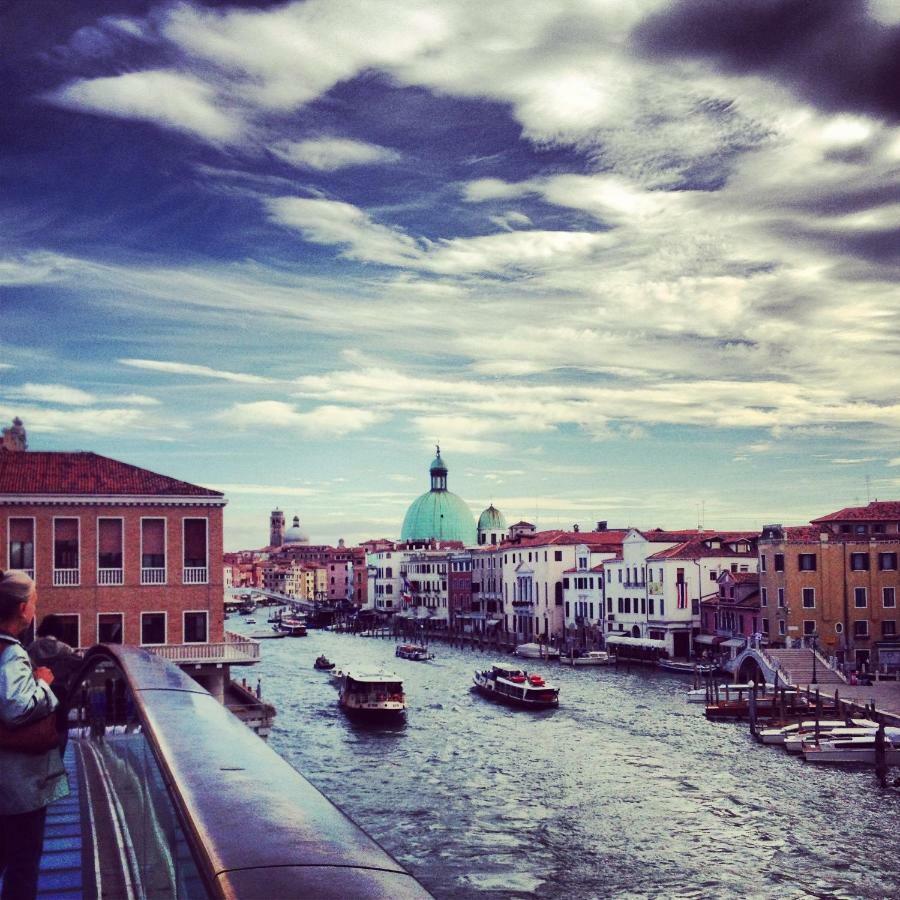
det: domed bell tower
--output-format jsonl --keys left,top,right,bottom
{"left": 430, "top": 445, "right": 447, "bottom": 491}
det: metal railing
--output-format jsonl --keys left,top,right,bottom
{"left": 98, "top": 567, "right": 124, "bottom": 585}
{"left": 63, "top": 646, "right": 431, "bottom": 899}
{"left": 53, "top": 568, "right": 80, "bottom": 586}
{"left": 141, "top": 567, "right": 166, "bottom": 584}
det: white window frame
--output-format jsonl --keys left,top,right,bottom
{"left": 182, "top": 610, "right": 209, "bottom": 644}
{"left": 778, "top": 620, "right": 786, "bottom": 636}
{"left": 52, "top": 612, "right": 81, "bottom": 649}
{"left": 853, "top": 619, "right": 869, "bottom": 639}
{"left": 801, "top": 587, "right": 816, "bottom": 609}
{"left": 760, "top": 587, "right": 768, "bottom": 607}
{"left": 140, "top": 611, "right": 168, "bottom": 646}
{"left": 802, "top": 619, "right": 816, "bottom": 636}
{"left": 140, "top": 517, "right": 167, "bottom": 585}
{"left": 96, "top": 611, "right": 125, "bottom": 645}
{"left": 7, "top": 515, "right": 36, "bottom": 580}
{"left": 854, "top": 587, "right": 868, "bottom": 609}
{"left": 52, "top": 515, "right": 81, "bottom": 587}
{"left": 96, "top": 517, "right": 125, "bottom": 586}
{"left": 883, "top": 587, "right": 896, "bottom": 609}
{"left": 182, "top": 517, "right": 209, "bottom": 585}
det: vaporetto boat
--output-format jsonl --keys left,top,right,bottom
{"left": 473, "top": 663, "right": 560, "bottom": 709}
{"left": 395, "top": 643, "right": 434, "bottom": 661}
{"left": 338, "top": 670, "right": 406, "bottom": 720}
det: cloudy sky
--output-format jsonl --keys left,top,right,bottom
{"left": 2, "top": 0, "right": 899, "bottom": 550}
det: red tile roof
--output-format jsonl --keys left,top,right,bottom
{"left": 504, "top": 528, "right": 629, "bottom": 550}
{"left": 784, "top": 525, "right": 824, "bottom": 541}
{"left": 811, "top": 501, "right": 900, "bottom": 523}
{"left": 0, "top": 451, "right": 223, "bottom": 497}
{"left": 646, "top": 533, "right": 757, "bottom": 561}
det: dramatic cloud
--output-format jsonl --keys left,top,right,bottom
{"left": 271, "top": 138, "right": 401, "bottom": 171}
{"left": 7, "top": 383, "right": 96, "bottom": 406}
{"left": 218, "top": 400, "right": 380, "bottom": 437}
{"left": 119, "top": 359, "right": 278, "bottom": 385}
{"left": 633, "top": 0, "right": 900, "bottom": 122}
{"left": 48, "top": 70, "right": 244, "bottom": 142}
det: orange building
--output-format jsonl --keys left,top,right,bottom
{"left": 758, "top": 502, "right": 900, "bottom": 673}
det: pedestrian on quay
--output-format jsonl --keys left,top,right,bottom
{"left": 0, "top": 570, "right": 69, "bottom": 900}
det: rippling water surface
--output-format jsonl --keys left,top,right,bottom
{"left": 233, "top": 624, "right": 898, "bottom": 899}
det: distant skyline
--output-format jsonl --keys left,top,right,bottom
{"left": 2, "top": 0, "right": 899, "bottom": 551}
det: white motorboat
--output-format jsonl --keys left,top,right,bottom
{"left": 338, "top": 670, "right": 406, "bottom": 719}
{"left": 803, "top": 728, "right": 900, "bottom": 765}
{"left": 758, "top": 718, "right": 874, "bottom": 748}
{"left": 514, "top": 642, "right": 561, "bottom": 660}
{"left": 473, "top": 663, "right": 559, "bottom": 709}
{"left": 560, "top": 650, "right": 614, "bottom": 666}
{"left": 785, "top": 724, "right": 878, "bottom": 754}
{"left": 395, "top": 643, "right": 434, "bottom": 661}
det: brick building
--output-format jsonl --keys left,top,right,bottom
{"left": 0, "top": 430, "right": 262, "bottom": 706}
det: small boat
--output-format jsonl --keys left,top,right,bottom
{"left": 244, "top": 618, "right": 257, "bottom": 624}
{"left": 559, "top": 650, "right": 613, "bottom": 667}
{"left": 314, "top": 655, "right": 336, "bottom": 671}
{"left": 250, "top": 630, "right": 287, "bottom": 640}
{"left": 803, "top": 728, "right": 900, "bottom": 765}
{"left": 338, "top": 671, "right": 406, "bottom": 719}
{"left": 759, "top": 718, "right": 874, "bottom": 747}
{"left": 514, "top": 642, "right": 561, "bottom": 660}
{"left": 395, "top": 644, "right": 434, "bottom": 661}
{"left": 473, "top": 663, "right": 559, "bottom": 709}
{"left": 658, "top": 659, "right": 716, "bottom": 675}
{"left": 785, "top": 724, "right": 878, "bottom": 754}
{"left": 278, "top": 615, "right": 308, "bottom": 636}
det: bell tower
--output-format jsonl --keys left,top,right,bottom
{"left": 269, "top": 509, "right": 285, "bottom": 547}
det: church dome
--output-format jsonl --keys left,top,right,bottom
{"left": 477, "top": 504, "right": 507, "bottom": 532}
{"left": 283, "top": 515, "right": 309, "bottom": 545}
{"left": 400, "top": 448, "right": 475, "bottom": 545}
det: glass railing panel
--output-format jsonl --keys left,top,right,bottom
{"left": 65, "top": 660, "right": 210, "bottom": 899}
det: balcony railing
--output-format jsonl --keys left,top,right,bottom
{"left": 141, "top": 567, "right": 166, "bottom": 585}
{"left": 53, "top": 568, "right": 80, "bottom": 586}
{"left": 623, "top": 580, "right": 646, "bottom": 588}
{"left": 20, "top": 568, "right": 35, "bottom": 580}
{"left": 98, "top": 567, "right": 124, "bottom": 586}
{"left": 147, "top": 631, "right": 261, "bottom": 665}
{"left": 183, "top": 566, "right": 208, "bottom": 584}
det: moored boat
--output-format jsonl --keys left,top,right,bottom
{"left": 759, "top": 718, "right": 876, "bottom": 749}
{"left": 688, "top": 682, "right": 776, "bottom": 704}
{"left": 338, "top": 671, "right": 406, "bottom": 719}
{"left": 395, "top": 643, "right": 434, "bottom": 661}
{"left": 658, "top": 658, "right": 716, "bottom": 675}
{"left": 560, "top": 650, "right": 614, "bottom": 666}
{"left": 473, "top": 663, "right": 559, "bottom": 709}
{"left": 803, "top": 728, "right": 900, "bottom": 765}
{"left": 514, "top": 642, "right": 561, "bottom": 660}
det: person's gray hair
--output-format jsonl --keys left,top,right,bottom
{"left": 0, "top": 569, "right": 35, "bottom": 621}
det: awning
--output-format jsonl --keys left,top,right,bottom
{"left": 693, "top": 634, "right": 723, "bottom": 645}
{"left": 721, "top": 637, "right": 747, "bottom": 648}
{"left": 605, "top": 635, "right": 667, "bottom": 650}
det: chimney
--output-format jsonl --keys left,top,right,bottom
{"left": 596, "top": 521, "right": 607, "bottom": 532}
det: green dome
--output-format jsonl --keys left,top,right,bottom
{"left": 401, "top": 490, "right": 476, "bottom": 545}
{"left": 400, "top": 448, "right": 475, "bottom": 544}
{"left": 477, "top": 504, "right": 507, "bottom": 532}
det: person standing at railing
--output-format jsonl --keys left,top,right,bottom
{"left": 0, "top": 570, "right": 69, "bottom": 900}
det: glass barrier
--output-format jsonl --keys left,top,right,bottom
{"left": 65, "top": 658, "right": 209, "bottom": 899}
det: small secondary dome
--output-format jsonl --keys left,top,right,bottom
{"left": 400, "top": 447, "right": 475, "bottom": 545}
{"left": 283, "top": 515, "right": 309, "bottom": 545}
{"left": 477, "top": 504, "right": 506, "bottom": 532}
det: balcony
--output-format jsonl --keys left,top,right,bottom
{"left": 141, "top": 567, "right": 166, "bottom": 585}
{"left": 623, "top": 580, "right": 646, "bottom": 588}
{"left": 98, "top": 567, "right": 124, "bottom": 586}
{"left": 53, "top": 568, "right": 80, "bottom": 586}
{"left": 511, "top": 598, "right": 535, "bottom": 607}
{"left": 183, "top": 566, "right": 209, "bottom": 584}
{"left": 146, "top": 631, "right": 261, "bottom": 666}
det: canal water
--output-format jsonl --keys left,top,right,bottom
{"left": 232, "top": 623, "right": 898, "bottom": 899}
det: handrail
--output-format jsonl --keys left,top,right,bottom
{"left": 74, "top": 645, "right": 432, "bottom": 899}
